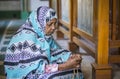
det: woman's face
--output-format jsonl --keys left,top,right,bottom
{"left": 45, "top": 18, "right": 57, "bottom": 35}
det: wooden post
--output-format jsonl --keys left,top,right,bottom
{"left": 69, "top": 0, "right": 79, "bottom": 52}
{"left": 92, "top": 0, "right": 112, "bottom": 79}
{"left": 112, "top": 0, "right": 117, "bottom": 40}
{"left": 49, "top": 0, "right": 52, "bottom": 7}
{"left": 56, "top": 0, "right": 64, "bottom": 39}
{"left": 56, "top": 30, "right": 64, "bottom": 39}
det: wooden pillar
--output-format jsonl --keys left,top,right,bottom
{"left": 69, "top": 42, "right": 79, "bottom": 53}
{"left": 117, "top": 0, "right": 120, "bottom": 54}
{"left": 56, "top": 0, "right": 64, "bottom": 39}
{"left": 56, "top": 30, "right": 64, "bottom": 39}
{"left": 69, "top": 0, "right": 79, "bottom": 53}
{"left": 92, "top": 0, "right": 112, "bottom": 79}
{"left": 49, "top": 0, "right": 51, "bottom": 7}
{"left": 112, "top": 0, "right": 117, "bottom": 40}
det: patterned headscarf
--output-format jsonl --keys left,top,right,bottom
{"left": 27, "top": 6, "right": 57, "bottom": 37}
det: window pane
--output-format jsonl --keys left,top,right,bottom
{"left": 78, "top": 0, "right": 93, "bottom": 35}
{"left": 61, "top": 0, "right": 69, "bottom": 23}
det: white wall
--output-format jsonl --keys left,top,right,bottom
{"left": 0, "top": 1, "right": 21, "bottom": 11}
{"left": 29, "top": 0, "right": 49, "bottom": 11}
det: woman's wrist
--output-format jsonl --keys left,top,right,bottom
{"left": 58, "top": 63, "right": 68, "bottom": 71}
{"left": 58, "top": 62, "right": 71, "bottom": 71}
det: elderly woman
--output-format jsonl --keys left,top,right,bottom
{"left": 4, "top": 6, "right": 83, "bottom": 79}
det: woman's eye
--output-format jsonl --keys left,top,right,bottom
{"left": 47, "top": 21, "right": 57, "bottom": 27}
{"left": 47, "top": 22, "right": 52, "bottom": 26}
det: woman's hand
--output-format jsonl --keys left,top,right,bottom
{"left": 66, "top": 54, "right": 82, "bottom": 68}
{"left": 58, "top": 54, "right": 82, "bottom": 71}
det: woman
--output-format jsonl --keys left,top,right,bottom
{"left": 4, "top": 6, "right": 83, "bottom": 79}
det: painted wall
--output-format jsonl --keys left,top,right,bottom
{"left": 0, "top": 0, "right": 49, "bottom": 19}
{"left": 0, "top": 1, "right": 21, "bottom": 11}
{"left": 0, "top": 0, "right": 21, "bottom": 19}
{"left": 29, "top": 0, "right": 49, "bottom": 11}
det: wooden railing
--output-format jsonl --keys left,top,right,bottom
{"left": 49, "top": 0, "right": 120, "bottom": 79}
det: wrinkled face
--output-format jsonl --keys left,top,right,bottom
{"left": 45, "top": 18, "right": 57, "bottom": 35}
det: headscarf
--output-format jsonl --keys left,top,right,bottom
{"left": 26, "top": 6, "right": 57, "bottom": 37}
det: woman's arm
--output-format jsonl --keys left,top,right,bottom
{"left": 45, "top": 54, "right": 82, "bottom": 73}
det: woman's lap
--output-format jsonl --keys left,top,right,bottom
{"left": 38, "top": 68, "right": 84, "bottom": 79}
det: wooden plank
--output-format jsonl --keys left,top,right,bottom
{"left": 112, "top": 0, "right": 117, "bottom": 40}
{"left": 73, "top": 0, "right": 77, "bottom": 27}
{"left": 56, "top": 30, "right": 64, "bottom": 39}
{"left": 117, "top": 0, "right": 120, "bottom": 39}
{"left": 73, "top": 36, "right": 95, "bottom": 57}
{"left": 69, "top": 0, "right": 73, "bottom": 41}
{"left": 93, "top": 0, "right": 98, "bottom": 39}
{"left": 59, "top": 27, "right": 70, "bottom": 38}
{"left": 73, "top": 27, "right": 95, "bottom": 43}
{"left": 109, "top": 55, "right": 120, "bottom": 63}
{"left": 110, "top": 40, "right": 120, "bottom": 48}
{"left": 59, "top": 19, "right": 69, "bottom": 28}
{"left": 58, "top": 0, "right": 61, "bottom": 20}
{"left": 49, "top": 0, "right": 52, "bottom": 7}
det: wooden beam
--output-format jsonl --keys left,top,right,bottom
{"left": 58, "top": 0, "right": 61, "bottom": 20}
{"left": 93, "top": 0, "right": 98, "bottom": 40}
{"left": 73, "top": 27, "right": 95, "bottom": 43}
{"left": 59, "top": 19, "right": 69, "bottom": 28}
{"left": 56, "top": 30, "right": 64, "bottom": 39}
{"left": 112, "top": 0, "right": 117, "bottom": 40}
{"left": 69, "top": 0, "right": 73, "bottom": 41}
{"left": 49, "top": 0, "right": 52, "bottom": 7}
{"left": 110, "top": 40, "right": 120, "bottom": 48}
{"left": 73, "top": 36, "right": 95, "bottom": 57}
{"left": 109, "top": 55, "right": 120, "bottom": 63}
{"left": 69, "top": 42, "right": 79, "bottom": 53}
{"left": 59, "top": 27, "right": 70, "bottom": 38}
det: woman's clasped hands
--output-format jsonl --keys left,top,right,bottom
{"left": 64, "top": 54, "right": 82, "bottom": 69}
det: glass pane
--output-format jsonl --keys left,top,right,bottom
{"left": 61, "top": 0, "right": 69, "bottom": 23}
{"left": 78, "top": 0, "right": 93, "bottom": 35}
